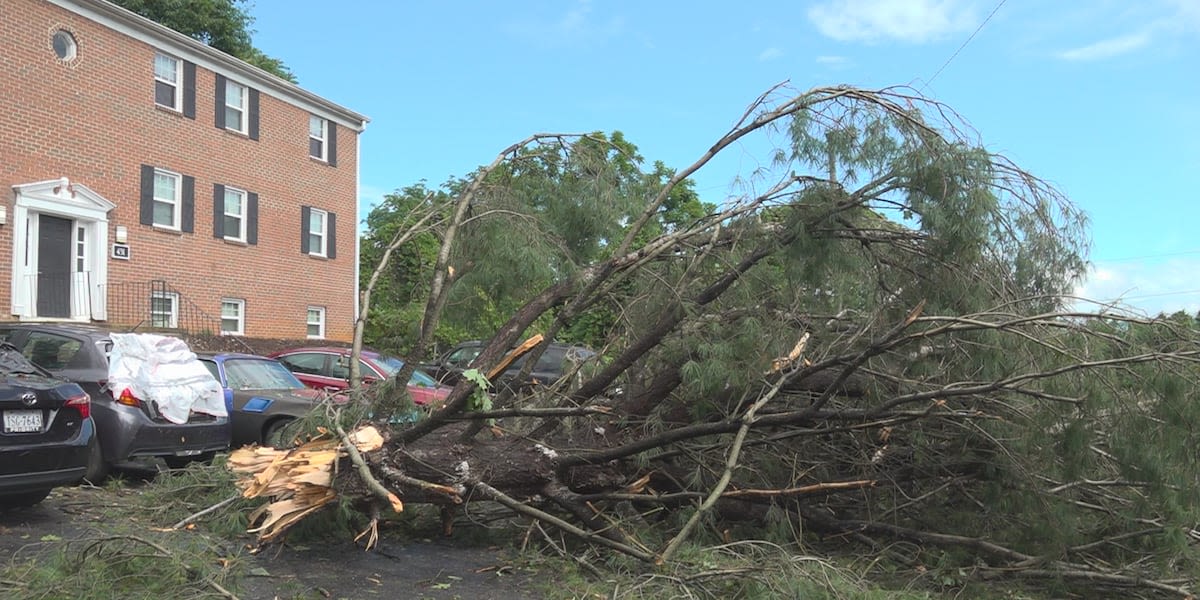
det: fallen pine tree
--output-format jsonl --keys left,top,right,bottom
{"left": 231, "top": 85, "right": 1200, "bottom": 598}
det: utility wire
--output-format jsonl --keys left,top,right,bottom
{"left": 1091, "top": 248, "right": 1200, "bottom": 263}
{"left": 922, "top": 0, "right": 1007, "bottom": 91}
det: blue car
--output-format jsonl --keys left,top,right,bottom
{"left": 197, "top": 353, "right": 329, "bottom": 447}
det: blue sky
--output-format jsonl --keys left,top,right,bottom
{"left": 247, "top": 0, "right": 1199, "bottom": 316}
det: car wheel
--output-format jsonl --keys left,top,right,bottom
{"left": 83, "top": 432, "right": 110, "bottom": 484}
{"left": 163, "top": 452, "right": 216, "bottom": 470}
{"left": 263, "top": 418, "right": 296, "bottom": 449}
{"left": 0, "top": 489, "right": 51, "bottom": 509}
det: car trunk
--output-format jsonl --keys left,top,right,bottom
{"left": 0, "top": 375, "right": 84, "bottom": 445}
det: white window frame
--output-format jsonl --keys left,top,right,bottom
{"left": 154, "top": 52, "right": 181, "bottom": 111}
{"left": 220, "top": 298, "right": 245, "bottom": 336}
{"left": 224, "top": 80, "right": 248, "bottom": 134}
{"left": 309, "top": 115, "right": 327, "bottom": 161}
{"left": 308, "top": 208, "right": 328, "bottom": 257}
{"left": 150, "top": 291, "right": 179, "bottom": 329}
{"left": 306, "top": 306, "right": 326, "bottom": 339}
{"left": 223, "top": 186, "right": 247, "bottom": 242}
{"left": 152, "top": 169, "right": 182, "bottom": 230}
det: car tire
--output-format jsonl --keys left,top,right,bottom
{"left": 163, "top": 452, "right": 216, "bottom": 470}
{"left": 262, "top": 418, "right": 298, "bottom": 449}
{"left": 0, "top": 489, "right": 51, "bottom": 508}
{"left": 83, "top": 432, "right": 110, "bottom": 484}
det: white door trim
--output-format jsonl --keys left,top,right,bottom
{"left": 11, "top": 178, "right": 115, "bottom": 320}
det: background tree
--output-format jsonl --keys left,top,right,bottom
{"left": 110, "top": 0, "right": 295, "bottom": 82}
{"left": 360, "top": 131, "right": 714, "bottom": 353}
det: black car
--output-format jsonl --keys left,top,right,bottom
{"left": 423, "top": 340, "right": 597, "bottom": 392}
{"left": 0, "top": 342, "right": 94, "bottom": 508}
{"left": 0, "top": 323, "right": 231, "bottom": 480}
{"left": 197, "top": 352, "right": 331, "bottom": 447}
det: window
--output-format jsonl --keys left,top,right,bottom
{"left": 329, "top": 357, "right": 374, "bottom": 380}
{"left": 277, "top": 353, "right": 327, "bottom": 376}
{"left": 220, "top": 298, "right": 245, "bottom": 335}
{"left": 307, "top": 208, "right": 327, "bottom": 256}
{"left": 151, "top": 169, "right": 181, "bottom": 229}
{"left": 215, "top": 75, "right": 257, "bottom": 138}
{"left": 306, "top": 306, "right": 325, "bottom": 339}
{"left": 21, "top": 332, "right": 84, "bottom": 371}
{"left": 140, "top": 165, "right": 194, "bottom": 232}
{"left": 150, "top": 292, "right": 178, "bottom": 328}
{"left": 309, "top": 116, "right": 327, "bottom": 161}
{"left": 212, "top": 184, "right": 257, "bottom": 243}
{"left": 52, "top": 30, "right": 78, "bottom": 61}
{"left": 300, "top": 207, "right": 336, "bottom": 258}
{"left": 154, "top": 53, "right": 181, "bottom": 110}
{"left": 223, "top": 358, "right": 306, "bottom": 390}
{"left": 223, "top": 187, "right": 247, "bottom": 242}
{"left": 224, "top": 80, "right": 247, "bottom": 134}
{"left": 75, "top": 226, "right": 86, "bottom": 272}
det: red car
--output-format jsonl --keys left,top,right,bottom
{"left": 268, "top": 347, "right": 450, "bottom": 406}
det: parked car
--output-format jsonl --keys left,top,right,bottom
{"left": 0, "top": 323, "right": 231, "bottom": 480}
{"left": 0, "top": 342, "right": 94, "bottom": 508}
{"left": 422, "top": 340, "right": 597, "bottom": 392}
{"left": 267, "top": 347, "right": 450, "bottom": 405}
{"left": 197, "top": 352, "right": 329, "bottom": 447}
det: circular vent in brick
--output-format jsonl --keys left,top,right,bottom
{"left": 51, "top": 29, "right": 78, "bottom": 61}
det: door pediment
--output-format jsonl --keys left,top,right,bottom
{"left": 13, "top": 178, "right": 116, "bottom": 220}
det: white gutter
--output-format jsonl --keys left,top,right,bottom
{"left": 52, "top": 0, "right": 368, "bottom": 131}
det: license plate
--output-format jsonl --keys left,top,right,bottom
{"left": 175, "top": 449, "right": 202, "bottom": 457}
{"left": 3, "top": 410, "right": 43, "bottom": 433}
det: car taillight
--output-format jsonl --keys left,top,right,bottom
{"left": 116, "top": 388, "right": 141, "bottom": 408}
{"left": 65, "top": 393, "right": 91, "bottom": 419}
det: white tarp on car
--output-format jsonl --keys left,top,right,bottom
{"left": 107, "top": 333, "right": 227, "bottom": 424}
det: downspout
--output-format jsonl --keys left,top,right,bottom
{"left": 353, "top": 119, "right": 366, "bottom": 327}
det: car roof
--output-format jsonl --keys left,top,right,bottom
{"left": 274, "top": 346, "right": 381, "bottom": 358}
{"left": 196, "top": 352, "right": 272, "bottom": 361}
{"left": 0, "top": 321, "right": 118, "bottom": 341}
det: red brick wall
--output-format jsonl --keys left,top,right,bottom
{"left": 0, "top": 0, "right": 360, "bottom": 341}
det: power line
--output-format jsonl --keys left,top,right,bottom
{"left": 1091, "top": 248, "right": 1200, "bottom": 263}
{"left": 1102, "top": 288, "right": 1200, "bottom": 302}
{"left": 922, "top": 0, "right": 1007, "bottom": 91}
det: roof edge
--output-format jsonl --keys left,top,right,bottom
{"left": 52, "top": 0, "right": 368, "bottom": 131}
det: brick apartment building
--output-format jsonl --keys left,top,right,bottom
{"left": 0, "top": 0, "right": 368, "bottom": 341}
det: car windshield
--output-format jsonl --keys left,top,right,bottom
{"left": 223, "top": 358, "right": 306, "bottom": 390}
{"left": 374, "top": 355, "right": 439, "bottom": 388}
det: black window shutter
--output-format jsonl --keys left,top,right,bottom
{"left": 327, "top": 212, "right": 337, "bottom": 259}
{"left": 181, "top": 174, "right": 195, "bottom": 233}
{"left": 300, "top": 206, "right": 311, "bottom": 254}
{"left": 214, "top": 74, "right": 226, "bottom": 129}
{"left": 182, "top": 61, "right": 196, "bottom": 119}
{"left": 212, "top": 184, "right": 225, "bottom": 238}
{"left": 139, "top": 165, "right": 155, "bottom": 225}
{"left": 248, "top": 88, "right": 260, "bottom": 140}
{"left": 247, "top": 192, "right": 258, "bottom": 245}
{"left": 327, "top": 122, "right": 337, "bottom": 167}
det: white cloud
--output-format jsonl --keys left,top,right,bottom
{"left": 815, "top": 55, "right": 851, "bottom": 67}
{"left": 758, "top": 47, "right": 783, "bottom": 61}
{"left": 1057, "top": 31, "right": 1151, "bottom": 61}
{"left": 807, "top": 0, "right": 978, "bottom": 43}
{"left": 503, "top": 0, "right": 625, "bottom": 47}
{"left": 1054, "top": 1, "right": 1198, "bottom": 62}
{"left": 1073, "top": 257, "right": 1200, "bottom": 316}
